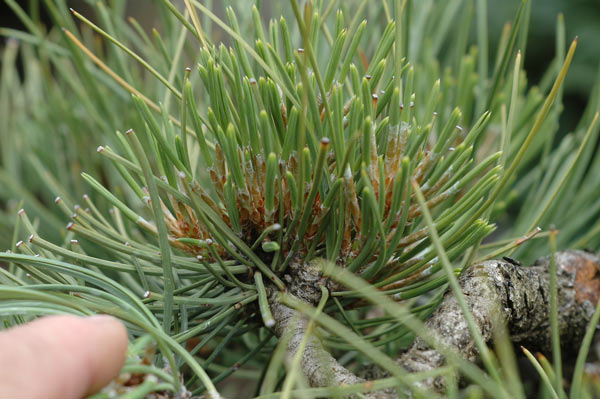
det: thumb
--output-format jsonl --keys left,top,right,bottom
{"left": 0, "top": 314, "right": 128, "bottom": 399}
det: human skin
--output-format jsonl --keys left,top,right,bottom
{"left": 0, "top": 315, "right": 128, "bottom": 399}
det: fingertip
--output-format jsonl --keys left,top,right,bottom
{"left": 86, "top": 314, "right": 128, "bottom": 345}
{"left": 0, "top": 315, "right": 129, "bottom": 399}
{"left": 83, "top": 315, "right": 129, "bottom": 395}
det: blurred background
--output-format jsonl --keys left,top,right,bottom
{"left": 488, "top": 0, "right": 600, "bottom": 133}
{"left": 1, "top": 0, "right": 598, "bottom": 132}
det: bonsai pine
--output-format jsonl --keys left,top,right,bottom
{"left": 1, "top": 1, "right": 600, "bottom": 398}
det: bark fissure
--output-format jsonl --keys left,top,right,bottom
{"left": 397, "top": 250, "right": 600, "bottom": 392}
{"left": 267, "top": 251, "right": 600, "bottom": 396}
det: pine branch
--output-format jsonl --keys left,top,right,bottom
{"left": 267, "top": 251, "right": 600, "bottom": 397}
{"left": 268, "top": 260, "right": 395, "bottom": 399}
{"left": 398, "top": 250, "right": 600, "bottom": 393}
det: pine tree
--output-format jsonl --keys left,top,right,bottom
{"left": 1, "top": 1, "right": 600, "bottom": 398}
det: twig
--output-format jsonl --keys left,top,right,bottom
{"left": 268, "top": 260, "right": 394, "bottom": 398}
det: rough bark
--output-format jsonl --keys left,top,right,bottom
{"left": 269, "top": 294, "right": 365, "bottom": 387}
{"left": 397, "top": 250, "right": 600, "bottom": 392}
{"left": 267, "top": 251, "right": 600, "bottom": 397}
{"left": 268, "top": 260, "right": 394, "bottom": 398}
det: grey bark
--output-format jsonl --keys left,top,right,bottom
{"left": 397, "top": 250, "right": 600, "bottom": 392}
{"left": 268, "top": 260, "right": 394, "bottom": 398}
{"left": 267, "top": 251, "right": 600, "bottom": 396}
{"left": 269, "top": 293, "right": 365, "bottom": 388}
